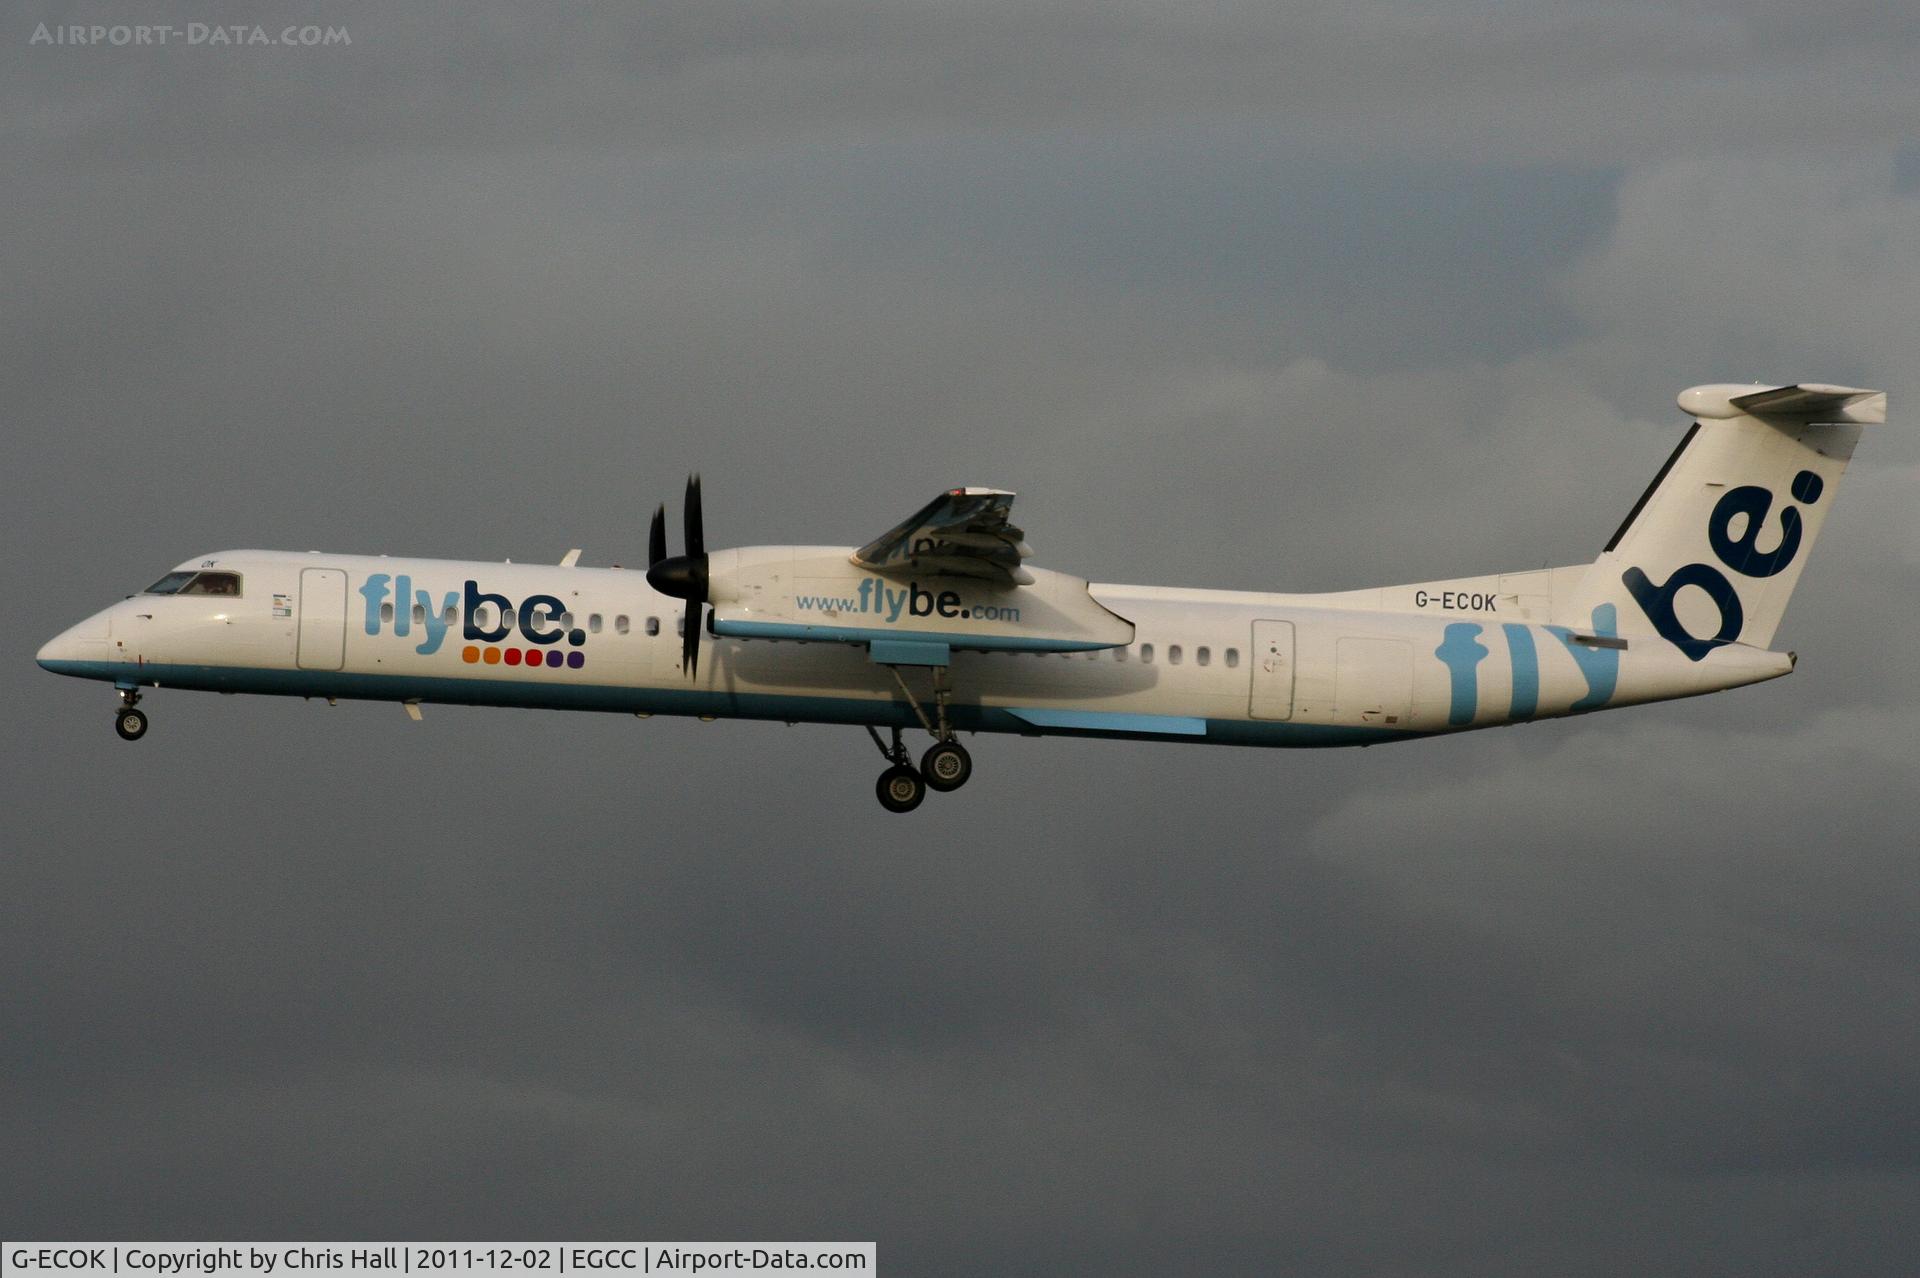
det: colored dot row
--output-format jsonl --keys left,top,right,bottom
{"left": 462, "top": 646, "right": 585, "bottom": 669}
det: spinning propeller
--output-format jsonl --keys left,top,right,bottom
{"left": 646, "top": 474, "right": 709, "bottom": 678}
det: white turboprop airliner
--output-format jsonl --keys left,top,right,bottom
{"left": 38, "top": 382, "right": 1886, "bottom": 811}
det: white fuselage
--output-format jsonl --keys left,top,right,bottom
{"left": 37, "top": 548, "right": 1793, "bottom": 747}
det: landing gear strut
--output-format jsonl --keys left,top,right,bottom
{"left": 867, "top": 662, "right": 975, "bottom": 811}
{"left": 115, "top": 688, "right": 148, "bottom": 741}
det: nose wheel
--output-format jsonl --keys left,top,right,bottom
{"left": 114, "top": 690, "right": 148, "bottom": 741}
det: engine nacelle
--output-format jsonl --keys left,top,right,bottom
{"left": 705, "top": 546, "right": 1134, "bottom": 653}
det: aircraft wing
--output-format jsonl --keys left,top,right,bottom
{"left": 851, "top": 488, "right": 1034, "bottom": 584}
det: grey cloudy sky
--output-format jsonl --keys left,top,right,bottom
{"left": 5, "top": 2, "right": 1919, "bottom": 1271}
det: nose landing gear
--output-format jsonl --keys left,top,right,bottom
{"left": 114, "top": 689, "right": 148, "bottom": 741}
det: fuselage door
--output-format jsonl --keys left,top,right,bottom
{"left": 297, "top": 568, "right": 348, "bottom": 671}
{"left": 1249, "top": 619, "right": 1296, "bottom": 721}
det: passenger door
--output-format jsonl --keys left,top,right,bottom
{"left": 297, "top": 568, "right": 347, "bottom": 670}
{"left": 1248, "top": 619, "right": 1295, "bottom": 720}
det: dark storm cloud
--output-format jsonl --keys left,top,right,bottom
{"left": 5, "top": 0, "right": 1919, "bottom": 1273}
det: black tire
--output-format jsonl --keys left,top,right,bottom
{"left": 921, "top": 741, "right": 972, "bottom": 792}
{"left": 876, "top": 765, "right": 925, "bottom": 813}
{"left": 115, "top": 707, "right": 148, "bottom": 741}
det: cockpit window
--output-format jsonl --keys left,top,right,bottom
{"left": 144, "top": 571, "right": 198, "bottom": 595}
{"left": 180, "top": 571, "right": 242, "bottom": 596}
{"left": 144, "top": 570, "right": 242, "bottom": 597}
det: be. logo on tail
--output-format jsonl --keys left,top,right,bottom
{"left": 1623, "top": 470, "right": 1824, "bottom": 661}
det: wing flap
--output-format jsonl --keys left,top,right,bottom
{"left": 852, "top": 488, "right": 1030, "bottom": 583}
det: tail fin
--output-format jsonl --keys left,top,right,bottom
{"left": 1567, "top": 383, "right": 1885, "bottom": 658}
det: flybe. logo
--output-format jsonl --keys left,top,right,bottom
{"left": 793, "top": 579, "right": 1022, "bottom": 624}
{"left": 1623, "top": 469, "right": 1824, "bottom": 661}
{"left": 358, "top": 574, "right": 588, "bottom": 670}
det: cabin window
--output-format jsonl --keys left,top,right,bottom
{"left": 1225, "top": 648, "right": 1240, "bottom": 668}
{"left": 589, "top": 613, "right": 603, "bottom": 634}
{"left": 1196, "top": 646, "right": 1211, "bottom": 667}
{"left": 1140, "top": 643, "right": 1154, "bottom": 664}
{"left": 647, "top": 616, "right": 660, "bottom": 636}
{"left": 473, "top": 604, "right": 494, "bottom": 630}
{"left": 560, "top": 611, "right": 574, "bottom": 629}
{"left": 411, "top": 603, "right": 426, "bottom": 626}
{"left": 615, "top": 614, "right": 630, "bottom": 635}
{"left": 380, "top": 602, "right": 394, "bottom": 624}
{"left": 503, "top": 607, "right": 517, "bottom": 628}
{"left": 1168, "top": 644, "right": 1183, "bottom": 665}
{"left": 442, "top": 604, "right": 456, "bottom": 624}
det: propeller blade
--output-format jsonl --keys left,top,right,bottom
{"left": 644, "top": 473, "right": 709, "bottom": 679}
{"left": 648, "top": 505, "right": 667, "bottom": 568}
{"left": 684, "top": 473, "right": 704, "bottom": 560}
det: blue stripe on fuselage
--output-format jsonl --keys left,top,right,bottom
{"left": 36, "top": 659, "right": 1417, "bottom": 749}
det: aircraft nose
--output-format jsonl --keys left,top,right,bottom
{"left": 37, "top": 613, "right": 110, "bottom": 671}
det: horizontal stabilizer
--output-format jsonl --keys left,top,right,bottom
{"left": 1678, "top": 383, "right": 1886, "bottom": 424}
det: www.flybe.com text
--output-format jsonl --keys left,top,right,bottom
{"left": 793, "top": 579, "right": 1019, "bottom": 624}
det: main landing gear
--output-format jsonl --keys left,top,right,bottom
{"left": 922, "top": 740, "right": 972, "bottom": 791}
{"left": 114, "top": 688, "right": 148, "bottom": 741}
{"left": 874, "top": 737, "right": 925, "bottom": 814}
{"left": 866, "top": 662, "right": 974, "bottom": 813}
{"left": 870, "top": 726, "right": 972, "bottom": 814}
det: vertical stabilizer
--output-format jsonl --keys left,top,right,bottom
{"left": 1566, "top": 383, "right": 1884, "bottom": 657}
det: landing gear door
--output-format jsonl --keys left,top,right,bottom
{"left": 298, "top": 568, "right": 347, "bottom": 671}
{"left": 1249, "top": 619, "right": 1295, "bottom": 721}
